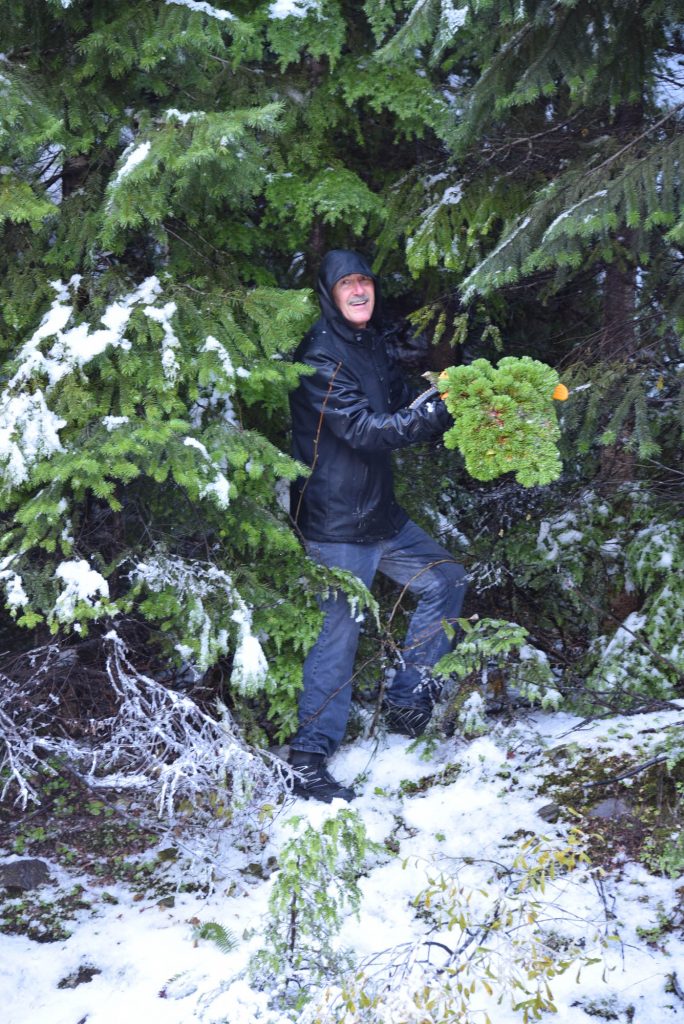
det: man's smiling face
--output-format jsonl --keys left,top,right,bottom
{"left": 332, "top": 273, "right": 375, "bottom": 328}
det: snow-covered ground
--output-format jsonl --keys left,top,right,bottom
{"left": 1, "top": 705, "right": 682, "bottom": 1024}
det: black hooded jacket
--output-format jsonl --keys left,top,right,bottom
{"left": 289, "top": 250, "right": 451, "bottom": 543}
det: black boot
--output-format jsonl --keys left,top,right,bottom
{"left": 384, "top": 699, "right": 432, "bottom": 738}
{"left": 288, "top": 751, "right": 356, "bottom": 803}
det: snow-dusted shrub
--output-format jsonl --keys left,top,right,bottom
{"left": 544, "top": 492, "right": 684, "bottom": 709}
{"left": 128, "top": 552, "right": 267, "bottom": 687}
{"left": 99, "top": 630, "right": 284, "bottom": 818}
{"left": 302, "top": 831, "right": 603, "bottom": 1024}
{"left": 0, "top": 631, "right": 288, "bottom": 836}
{"left": 455, "top": 485, "right": 683, "bottom": 715}
{"left": 457, "top": 689, "right": 487, "bottom": 737}
{"left": 434, "top": 617, "right": 559, "bottom": 727}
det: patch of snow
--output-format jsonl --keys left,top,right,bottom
{"left": 519, "top": 643, "right": 548, "bottom": 663}
{"left": 9, "top": 276, "right": 162, "bottom": 391}
{"left": 0, "top": 390, "right": 66, "bottom": 485}
{"left": 441, "top": 183, "right": 463, "bottom": 203}
{"left": 165, "top": 0, "right": 235, "bottom": 21}
{"left": 200, "top": 472, "right": 231, "bottom": 508}
{"left": 204, "top": 335, "right": 235, "bottom": 378}
{"left": 183, "top": 436, "right": 210, "bottom": 459}
{"left": 53, "top": 559, "right": 109, "bottom": 623}
{"left": 556, "top": 528, "right": 584, "bottom": 545}
{"left": 434, "top": 510, "right": 470, "bottom": 548}
{"left": 269, "top": 0, "right": 319, "bottom": 18}
{"left": 0, "top": 712, "right": 679, "bottom": 1024}
{"left": 441, "top": 0, "right": 468, "bottom": 33}
{"left": 165, "top": 109, "right": 204, "bottom": 124}
{"left": 229, "top": 605, "right": 269, "bottom": 695}
{"left": 143, "top": 301, "right": 180, "bottom": 384}
{"left": 537, "top": 518, "right": 559, "bottom": 560}
{"left": 2, "top": 703, "right": 683, "bottom": 1024}
{"left": 112, "top": 140, "right": 151, "bottom": 185}
{"left": 602, "top": 611, "right": 647, "bottom": 659}
{"left": 102, "top": 416, "right": 129, "bottom": 432}
{"left": 0, "top": 560, "right": 28, "bottom": 609}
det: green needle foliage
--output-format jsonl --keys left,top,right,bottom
{"left": 250, "top": 808, "right": 378, "bottom": 1010}
{"left": 438, "top": 356, "right": 564, "bottom": 486}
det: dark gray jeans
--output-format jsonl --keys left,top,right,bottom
{"left": 292, "top": 519, "right": 468, "bottom": 758}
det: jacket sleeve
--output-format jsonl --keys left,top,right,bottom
{"left": 388, "top": 351, "right": 416, "bottom": 412}
{"left": 300, "top": 351, "right": 452, "bottom": 452}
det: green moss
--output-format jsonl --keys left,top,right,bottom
{"left": 1, "top": 885, "right": 91, "bottom": 943}
{"left": 533, "top": 740, "right": 683, "bottom": 876}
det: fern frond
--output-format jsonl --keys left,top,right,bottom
{"left": 193, "top": 920, "right": 237, "bottom": 953}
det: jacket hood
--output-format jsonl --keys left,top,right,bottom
{"left": 316, "top": 249, "right": 381, "bottom": 338}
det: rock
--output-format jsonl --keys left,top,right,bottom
{"left": 58, "top": 965, "right": 101, "bottom": 989}
{"left": 538, "top": 802, "right": 561, "bottom": 823}
{"left": 587, "top": 797, "right": 631, "bottom": 820}
{"left": 243, "top": 856, "right": 278, "bottom": 880}
{"left": 0, "top": 858, "right": 51, "bottom": 891}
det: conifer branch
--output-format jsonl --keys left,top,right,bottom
{"left": 485, "top": 111, "right": 586, "bottom": 158}
{"left": 588, "top": 101, "right": 684, "bottom": 179}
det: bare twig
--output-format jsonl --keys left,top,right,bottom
{"left": 582, "top": 753, "right": 670, "bottom": 789}
{"left": 669, "top": 972, "right": 684, "bottom": 1005}
{"left": 291, "top": 360, "right": 343, "bottom": 531}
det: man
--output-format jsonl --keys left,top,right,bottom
{"left": 289, "top": 249, "right": 468, "bottom": 802}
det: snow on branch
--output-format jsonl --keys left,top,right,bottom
{"left": 165, "top": 0, "right": 235, "bottom": 21}
{"left": 143, "top": 300, "right": 180, "bottom": 384}
{"left": 112, "top": 140, "right": 151, "bottom": 185}
{"left": 0, "top": 634, "right": 286, "bottom": 829}
{"left": 129, "top": 552, "right": 268, "bottom": 686}
{"left": 460, "top": 215, "right": 531, "bottom": 302}
{"left": 0, "top": 390, "right": 66, "bottom": 486}
{"left": 0, "top": 700, "right": 42, "bottom": 807}
{"left": 53, "top": 559, "right": 109, "bottom": 623}
{"left": 0, "top": 275, "right": 188, "bottom": 488}
{"left": 8, "top": 275, "right": 161, "bottom": 390}
{"left": 98, "top": 630, "right": 276, "bottom": 820}
{"left": 0, "top": 555, "right": 29, "bottom": 612}
{"left": 269, "top": 0, "right": 319, "bottom": 18}
{"left": 541, "top": 189, "right": 609, "bottom": 241}
{"left": 0, "top": 645, "right": 65, "bottom": 807}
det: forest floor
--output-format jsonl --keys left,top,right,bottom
{"left": 1, "top": 701, "right": 683, "bottom": 1024}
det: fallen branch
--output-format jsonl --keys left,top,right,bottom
{"left": 582, "top": 754, "right": 669, "bottom": 788}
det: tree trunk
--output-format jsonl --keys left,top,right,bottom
{"left": 600, "top": 231, "right": 638, "bottom": 362}
{"left": 598, "top": 98, "right": 644, "bottom": 483}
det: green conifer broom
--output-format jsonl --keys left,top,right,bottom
{"left": 424, "top": 356, "right": 569, "bottom": 487}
